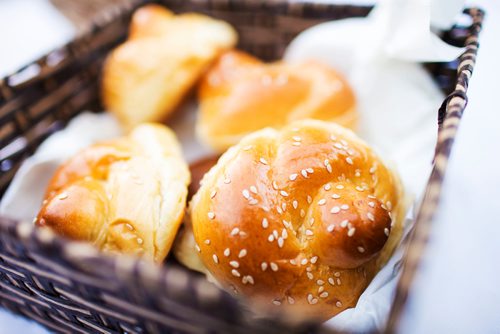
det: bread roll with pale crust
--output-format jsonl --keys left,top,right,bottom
{"left": 36, "top": 123, "right": 190, "bottom": 263}
{"left": 102, "top": 5, "right": 237, "bottom": 129}
{"left": 183, "top": 119, "right": 405, "bottom": 321}
{"left": 196, "top": 50, "right": 357, "bottom": 152}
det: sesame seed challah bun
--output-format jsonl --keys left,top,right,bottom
{"left": 186, "top": 119, "right": 405, "bottom": 321}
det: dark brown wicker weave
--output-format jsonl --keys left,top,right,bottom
{"left": 0, "top": 1, "right": 484, "bottom": 333}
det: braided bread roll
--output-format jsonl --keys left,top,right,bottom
{"left": 188, "top": 120, "right": 405, "bottom": 321}
{"left": 102, "top": 5, "right": 237, "bottom": 129}
{"left": 196, "top": 50, "right": 357, "bottom": 152}
{"left": 36, "top": 124, "right": 190, "bottom": 263}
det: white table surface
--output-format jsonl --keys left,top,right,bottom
{"left": 0, "top": 0, "right": 499, "bottom": 333}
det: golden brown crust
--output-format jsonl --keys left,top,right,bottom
{"left": 196, "top": 50, "right": 357, "bottom": 152}
{"left": 36, "top": 123, "right": 190, "bottom": 263}
{"left": 102, "top": 5, "right": 237, "bottom": 129}
{"left": 188, "top": 120, "right": 405, "bottom": 321}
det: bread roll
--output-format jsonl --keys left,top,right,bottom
{"left": 35, "top": 123, "right": 190, "bottom": 263}
{"left": 184, "top": 120, "right": 405, "bottom": 321}
{"left": 196, "top": 50, "right": 357, "bottom": 152}
{"left": 102, "top": 5, "right": 237, "bottom": 129}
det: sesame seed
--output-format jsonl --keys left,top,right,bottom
{"left": 341, "top": 204, "right": 349, "bottom": 210}
{"left": 330, "top": 206, "right": 340, "bottom": 214}
{"left": 213, "top": 254, "right": 219, "bottom": 263}
{"left": 327, "top": 164, "right": 333, "bottom": 173}
{"left": 280, "top": 190, "right": 289, "bottom": 197}
{"left": 356, "top": 186, "right": 364, "bottom": 192}
{"left": 386, "top": 201, "right": 393, "bottom": 210}
{"left": 311, "top": 256, "right": 318, "bottom": 264}
{"left": 282, "top": 220, "right": 292, "bottom": 228}
{"left": 334, "top": 143, "right": 343, "bottom": 149}
{"left": 334, "top": 272, "right": 340, "bottom": 277}
{"left": 242, "top": 275, "right": 254, "bottom": 285}
{"left": 224, "top": 248, "right": 230, "bottom": 257}
{"left": 238, "top": 249, "right": 247, "bottom": 258}
{"left": 261, "top": 262, "right": 268, "bottom": 271}
{"left": 310, "top": 217, "right": 315, "bottom": 225}
{"left": 300, "top": 209, "right": 305, "bottom": 217}
{"left": 324, "top": 184, "right": 332, "bottom": 191}
{"left": 306, "top": 266, "right": 312, "bottom": 272}
{"left": 278, "top": 237, "right": 284, "bottom": 248}
{"left": 306, "top": 168, "right": 314, "bottom": 174}
{"left": 301, "top": 169, "right": 308, "bottom": 178}
{"left": 270, "top": 262, "right": 279, "bottom": 271}
{"left": 290, "top": 259, "right": 297, "bottom": 265}
{"left": 384, "top": 228, "right": 390, "bottom": 237}
{"left": 272, "top": 181, "right": 279, "bottom": 190}
{"left": 337, "top": 278, "right": 342, "bottom": 285}
{"left": 320, "top": 292, "right": 329, "bottom": 298}
{"left": 368, "top": 195, "right": 376, "bottom": 199}
{"left": 307, "top": 195, "right": 313, "bottom": 204}
{"left": 307, "top": 272, "right": 314, "bottom": 280}
{"left": 268, "top": 234, "right": 275, "bottom": 242}
{"left": 381, "top": 204, "right": 388, "bottom": 210}
{"left": 357, "top": 246, "right": 366, "bottom": 253}
{"left": 292, "top": 136, "right": 302, "bottom": 142}
{"left": 231, "top": 269, "right": 241, "bottom": 277}
{"left": 58, "top": 193, "right": 68, "bottom": 200}
{"left": 210, "top": 190, "right": 217, "bottom": 198}
{"left": 287, "top": 296, "right": 295, "bottom": 304}
{"left": 208, "top": 212, "right": 216, "bottom": 220}
{"left": 348, "top": 228, "right": 356, "bottom": 237}
{"left": 367, "top": 212, "right": 375, "bottom": 221}
{"left": 204, "top": 239, "right": 211, "bottom": 245}
{"left": 242, "top": 189, "right": 250, "bottom": 199}
{"left": 249, "top": 199, "right": 258, "bottom": 205}
{"left": 328, "top": 278, "right": 335, "bottom": 286}
{"left": 301, "top": 258, "right": 308, "bottom": 265}
{"left": 327, "top": 224, "right": 335, "bottom": 232}
{"left": 369, "top": 166, "right": 377, "bottom": 174}
{"left": 281, "top": 202, "right": 287, "bottom": 211}
{"left": 250, "top": 186, "right": 258, "bottom": 194}
{"left": 332, "top": 193, "right": 341, "bottom": 199}
{"left": 336, "top": 184, "right": 345, "bottom": 190}
{"left": 224, "top": 178, "right": 231, "bottom": 184}
{"left": 310, "top": 297, "right": 318, "bottom": 305}
{"left": 274, "top": 228, "right": 280, "bottom": 238}
{"left": 230, "top": 228, "right": 240, "bottom": 236}
{"left": 229, "top": 261, "right": 240, "bottom": 268}
{"left": 305, "top": 229, "right": 314, "bottom": 236}
{"left": 277, "top": 206, "right": 283, "bottom": 214}
{"left": 289, "top": 173, "right": 298, "bottom": 181}
{"left": 318, "top": 199, "right": 326, "bottom": 206}
{"left": 368, "top": 202, "right": 375, "bottom": 208}
{"left": 346, "top": 157, "right": 353, "bottom": 165}
{"left": 282, "top": 229, "right": 288, "bottom": 239}
{"left": 336, "top": 301, "right": 343, "bottom": 308}
{"left": 262, "top": 218, "right": 269, "bottom": 229}
{"left": 125, "top": 223, "right": 134, "bottom": 231}
{"left": 324, "top": 159, "right": 330, "bottom": 166}
{"left": 195, "top": 244, "right": 201, "bottom": 252}
{"left": 292, "top": 142, "right": 301, "bottom": 146}
{"left": 272, "top": 300, "right": 281, "bottom": 306}
{"left": 340, "top": 220, "right": 349, "bottom": 228}
{"left": 239, "top": 231, "right": 247, "bottom": 237}
{"left": 330, "top": 134, "right": 337, "bottom": 140}
{"left": 259, "top": 158, "right": 268, "bottom": 165}
{"left": 316, "top": 279, "right": 324, "bottom": 286}
{"left": 355, "top": 170, "right": 361, "bottom": 177}
{"left": 307, "top": 294, "right": 314, "bottom": 304}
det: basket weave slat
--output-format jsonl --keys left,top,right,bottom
{"left": 0, "top": 1, "right": 484, "bottom": 333}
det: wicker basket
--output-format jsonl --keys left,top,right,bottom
{"left": 0, "top": 1, "right": 484, "bottom": 333}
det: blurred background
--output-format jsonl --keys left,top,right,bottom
{"left": 0, "top": 0, "right": 499, "bottom": 333}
